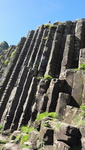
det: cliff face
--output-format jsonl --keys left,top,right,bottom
{"left": 0, "top": 41, "right": 16, "bottom": 80}
{"left": 0, "top": 19, "right": 85, "bottom": 150}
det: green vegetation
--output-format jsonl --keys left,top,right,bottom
{"left": 10, "top": 50, "right": 16, "bottom": 58}
{"left": 44, "top": 75, "right": 52, "bottom": 80}
{"left": 14, "top": 126, "right": 36, "bottom": 148}
{"left": 36, "top": 112, "right": 57, "bottom": 121}
{"left": 80, "top": 105, "right": 85, "bottom": 110}
{"left": 0, "top": 140, "right": 6, "bottom": 144}
{"left": 0, "top": 125, "right": 3, "bottom": 130}
{"left": 0, "top": 125, "right": 3, "bottom": 133}
{"left": 80, "top": 105, "right": 85, "bottom": 117}
{"left": 44, "top": 24, "right": 57, "bottom": 28}
{"left": 56, "top": 122, "right": 61, "bottom": 131}
{"left": 20, "top": 126, "right": 35, "bottom": 134}
{"left": 14, "top": 134, "right": 22, "bottom": 144}
{"left": 44, "top": 123, "right": 51, "bottom": 128}
{"left": 20, "top": 134, "right": 29, "bottom": 145}
{"left": 78, "top": 63, "right": 85, "bottom": 70}
{"left": 37, "top": 76, "right": 43, "bottom": 79}
{"left": 44, "top": 36, "right": 48, "bottom": 40}
{"left": 4, "top": 59, "right": 9, "bottom": 65}
{"left": 37, "top": 75, "right": 52, "bottom": 80}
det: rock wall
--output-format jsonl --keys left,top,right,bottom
{"left": 0, "top": 19, "right": 85, "bottom": 149}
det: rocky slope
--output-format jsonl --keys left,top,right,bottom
{"left": 0, "top": 41, "right": 16, "bottom": 81}
{"left": 0, "top": 19, "right": 85, "bottom": 149}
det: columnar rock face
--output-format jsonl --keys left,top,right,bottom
{"left": 0, "top": 19, "right": 85, "bottom": 149}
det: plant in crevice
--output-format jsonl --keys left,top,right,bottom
{"left": 44, "top": 75, "right": 52, "bottom": 80}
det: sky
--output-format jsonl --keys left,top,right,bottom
{"left": 0, "top": 0, "right": 85, "bottom": 46}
